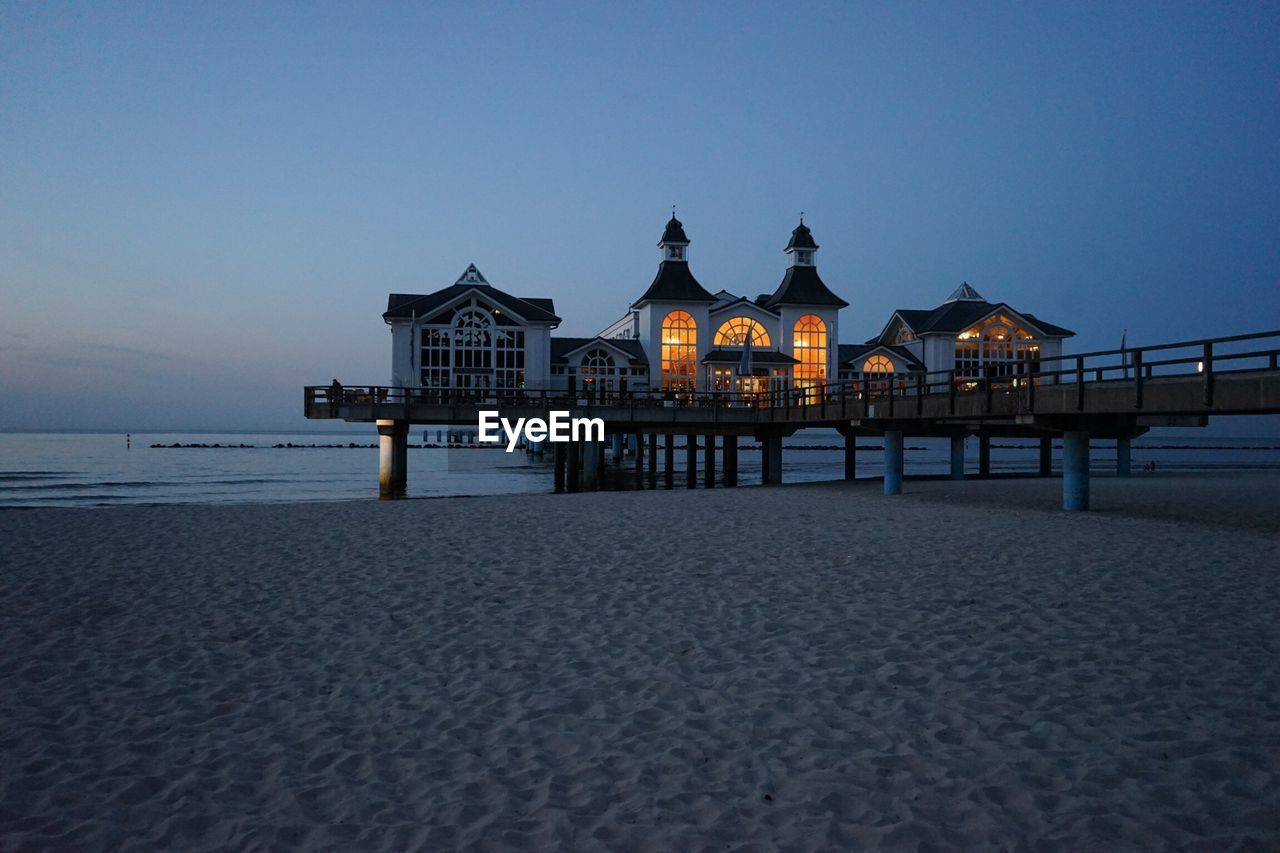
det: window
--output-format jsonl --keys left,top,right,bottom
{"left": 419, "top": 298, "right": 526, "bottom": 391}
{"left": 863, "top": 355, "right": 894, "bottom": 374}
{"left": 713, "top": 317, "right": 771, "bottom": 347}
{"left": 667, "top": 245, "right": 684, "bottom": 261}
{"left": 661, "top": 310, "right": 697, "bottom": 393}
{"left": 793, "top": 314, "right": 827, "bottom": 397}
{"left": 797, "top": 250, "right": 812, "bottom": 265}
{"left": 955, "top": 314, "right": 1038, "bottom": 381}
{"left": 896, "top": 328, "right": 915, "bottom": 344}
{"left": 580, "top": 348, "right": 617, "bottom": 392}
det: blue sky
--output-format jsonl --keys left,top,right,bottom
{"left": 1, "top": 1, "right": 1277, "bottom": 432}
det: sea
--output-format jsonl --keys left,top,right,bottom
{"left": 1, "top": 430, "right": 1278, "bottom": 508}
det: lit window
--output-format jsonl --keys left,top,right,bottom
{"left": 713, "top": 317, "right": 771, "bottom": 347}
{"left": 661, "top": 310, "right": 697, "bottom": 393}
{"left": 863, "top": 355, "right": 894, "bottom": 374}
{"left": 955, "top": 315, "right": 1039, "bottom": 380}
{"left": 793, "top": 314, "right": 827, "bottom": 398}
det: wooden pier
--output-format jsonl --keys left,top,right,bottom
{"left": 305, "top": 329, "right": 1280, "bottom": 510}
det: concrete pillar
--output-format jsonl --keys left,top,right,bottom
{"left": 648, "top": 432, "right": 658, "bottom": 481}
{"left": 844, "top": 433, "right": 857, "bottom": 481}
{"left": 377, "top": 419, "right": 408, "bottom": 498}
{"left": 611, "top": 433, "right": 623, "bottom": 464}
{"left": 703, "top": 433, "right": 715, "bottom": 488}
{"left": 979, "top": 433, "right": 991, "bottom": 478}
{"left": 1039, "top": 436, "right": 1052, "bottom": 477}
{"left": 765, "top": 436, "right": 782, "bottom": 485}
{"left": 723, "top": 435, "right": 738, "bottom": 487}
{"left": 884, "top": 430, "right": 904, "bottom": 495}
{"left": 664, "top": 433, "right": 675, "bottom": 489}
{"left": 553, "top": 442, "right": 566, "bottom": 493}
{"left": 567, "top": 441, "right": 581, "bottom": 493}
{"left": 634, "top": 433, "right": 644, "bottom": 474}
{"left": 686, "top": 435, "right": 697, "bottom": 489}
{"left": 760, "top": 438, "right": 771, "bottom": 485}
{"left": 583, "top": 440, "right": 600, "bottom": 490}
{"left": 1063, "top": 430, "right": 1090, "bottom": 511}
{"left": 950, "top": 435, "right": 966, "bottom": 480}
{"left": 1117, "top": 436, "right": 1131, "bottom": 478}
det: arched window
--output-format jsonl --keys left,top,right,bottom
{"left": 661, "top": 310, "right": 697, "bottom": 393}
{"left": 580, "top": 348, "right": 617, "bottom": 392}
{"left": 956, "top": 314, "right": 1037, "bottom": 380}
{"left": 713, "top": 317, "right": 771, "bottom": 347}
{"left": 863, "top": 355, "right": 894, "bottom": 374}
{"left": 793, "top": 314, "right": 827, "bottom": 395}
{"left": 453, "top": 308, "right": 493, "bottom": 387}
{"left": 896, "top": 328, "right": 915, "bottom": 344}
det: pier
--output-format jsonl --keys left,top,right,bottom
{"left": 306, "top": 329, "right": 1280, "bottom": 510}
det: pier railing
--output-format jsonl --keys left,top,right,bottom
{"left": 306, "top": 328, "right": 1280, "bottom": 424}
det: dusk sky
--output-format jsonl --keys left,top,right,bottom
{"left": 2, "top": 2, "right": 1278, "bottom": 432}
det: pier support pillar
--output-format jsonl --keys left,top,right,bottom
{"left": 1063, "top": 430, "right": 1090, "bottom": 511}
{"left": 583, "top": 440, "right": 601, "bottom": 490}
{"left": 377, "top": 419, "right": 408, "bottom": 498}
{"left": 685, "top": 435, "right": 697, "bottom": 489}
{"left": 664, "top": 433, "right": 675, "bottom": 489}
{"left": 553, "top": 441, "right": 566, "bottom": 493}
{"left": 763, "top": 436, "right": 783, "bottom": 485}
{"left": 634, "top": 433, "right": 644, "bottom": 475}
{"left": 844, "top": 433, "right": 857, "bottom": 481}
{"left": 723, "top": 435, "right": 738, "bottom": 487}
{"left": 648, "top": 433, "right": 658, "bottom": 482}
{"left": 704, "top": 434, "right": 715, "bottom": 488}
{"left": 611, "top": 433, "right": 623, "bottom": 464}
{"left": 1039, "top": 436, "right": 1052, "bottom": 477}
{"left": 1117, "top": 436, "right": 1131, "bottom": 478}
{"left": 567, "top": 441, "right": 581, "bottom": 493}
{"left": 979, "top": 433, "right": 991, "bottom": 478}
{"left": 950, "top": 435, "right": 966, "bottom": 480}
{"left": 884, "top": 430, "right": 904, "bottom": 495}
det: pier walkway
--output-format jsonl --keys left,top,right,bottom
{"left": 305, "top": 329, "right": 1280, "bottom": 510}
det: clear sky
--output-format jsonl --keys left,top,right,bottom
{"left": 2, "top": 1, "right": 1278, "bottom": 433}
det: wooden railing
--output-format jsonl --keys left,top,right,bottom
{"left": 306, "top": 328, "right": 1280, "bottom": 421}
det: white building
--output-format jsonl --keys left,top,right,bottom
{"left": 382, "top": 217, "right": 1073, "bottom": 396}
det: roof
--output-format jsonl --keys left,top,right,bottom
{"left": 631, "top": 260, "right": 718, "bottom": 306}
{"left": 659, "top": 215, "right": 689, "bottom": 245}
{"left": 551, "top": 336, "right": 649, "bottom": 365}
{"left": 784, "top": 221, "right": 818, "bottom": 251}
{"left": 878, "top": 300, "right": 1074, "bottom": 341}
{"left": 945, "top": 281, "right": 984, "bottom": 302}
{"left": 838, "top": 343, "right": 926, "bottom": 371}
{"left": 761, "top": 265, "right": 849, "bottom": 309}
{"left": 385, "top": 277, "right": 560, "bottom": 324}
{"left": 701, "top": 349, "right": 799, "bottom": 364}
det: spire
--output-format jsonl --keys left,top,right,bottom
{"left": 945, "top": 281, "right": 984, "bottom": 302}
{"left": 454, "top": 263, "right": 489, "bottom": 286}
{"left": 784, "top": 217, "right": 818, "bottom": 267}
{"left": 658, "top": 211, "right": 690, "bottom": 261}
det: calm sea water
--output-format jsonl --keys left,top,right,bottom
{"left": 1, "top": 430, "right": 1277, "bottom": 508}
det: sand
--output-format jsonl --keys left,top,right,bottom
{"left": 1, "top": 472, "right": 1278, "bottom": 851}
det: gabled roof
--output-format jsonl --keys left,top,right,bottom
{"left": 761, "top": 265, "right": 849, "bottom": 309}
{"left": 659, "top": 215, "right": 689, "bottom": 245}
{"left": 632, "top": 261, "right": 717, "bottom": 306}
{"left": 875, "top": 300, "right": 1073, "bottom": 342}
{"left": 785, "top": 221, "right": 818, "bottom": 251}
{"left": 838, "top": 343, "right": 926, "bottom": 371}
{"left": 701, "top": 349, "right": 799, "bottom": 364}
{"left": 708, "top": 293, "right": 779, "bottom": 319}
{"left": 385, "top": 278, "right": 560, "bottom": 324}
{"left": 551, "top": 336, "right": 649, "bottom": 365}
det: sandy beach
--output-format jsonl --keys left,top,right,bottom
{"left": 2, "top": 471, "right": 1278, "bottom": 851}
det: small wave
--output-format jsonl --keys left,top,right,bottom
{"left": 0, "top": 472, "right": 76, "bottom": 481}
{"left": 0, "top": 480, "right": 168, "bottom": 492}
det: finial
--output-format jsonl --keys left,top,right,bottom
{"left": 672, "top": 205, "right": 676, "bottom": 219}
{"left": 799, "top": 211, "right": 804, "bottom": 224}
